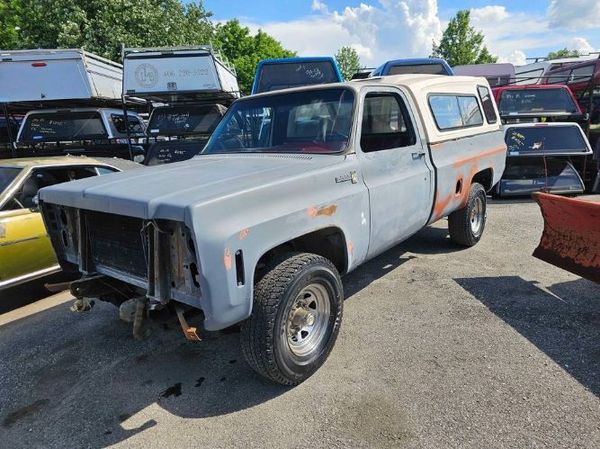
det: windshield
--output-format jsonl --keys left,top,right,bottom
{"left": 203, "top": 88, "right": 354, "bottom": 155}
{"left": 19, "top": 111, "right": 108, "bottom": 143}
{"left": 499, "top": 88, "right": 579, "bottom": 115}
{"left": 147, "top": 105, "right": 226, "bottom": 137}
{"left": 387, "top": 64, "right": 448, "bottom": 75}
{"left": 0, "top": 167, "right": 21, "bottom": 192}
{"left": 505, "top": 126, "right": 588, "bottom": 155}
{"left": 254, "top": 61, "right": 341, "bottom": 94}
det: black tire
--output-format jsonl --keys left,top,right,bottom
{"left": 241, "top": 252, "right": 343, "bottom": 385}
{"left": 448, "top": 182, "right": 487, "bottom": 247}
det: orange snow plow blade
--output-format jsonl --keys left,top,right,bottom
{"left": 532, "top": 192, "right": 600, "bottom": 283}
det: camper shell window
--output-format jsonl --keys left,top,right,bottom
{"left": 477, "top": 86, "right": 498, "bottom": 124}
{"left": 498, "top": 88, "right": 579, "bottom": 115}
{"left": 428, "top": 94, "right": 484, "bottom": 131}
{"left": 147, "top": 105, "right": 226, "bottom": 137}
{"left": 386, "top": 64, "right": 448, "bottom": 75}
{"left": 505, "top": 125, "right": 589, "bottom": 155}
{"left": 255, "top": 61, "right": 340, "bottom": 93}
{"left": 19, "top": 111, "right": 108, "bottom": 142}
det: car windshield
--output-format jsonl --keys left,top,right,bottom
{"left": 498, "top": 88, "right": 579, "bottom": 115}
{"left": 147, "top": 104, "right": 226, "bottom": 137}
{"left": 254, "top": 62, "right": 341, "bottom": 93}
{"left": 19, "top": 111, "right": 108, "bottom": 143}
{"left": 203, "top": 88, "right": 354, "bottom": 155}
{"left": 0, "top": 167, "right": 21, "bottom": 192}
{"left": 505, "top": 126, "right": 588, "bottom": 154}
{"left": 387, "top": 64, "right": 448, "bottom": 75}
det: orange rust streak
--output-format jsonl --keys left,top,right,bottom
{"left": 239, "top": 228, "right": 249, "bottom": 240}
{"left": 223, "top": 248, "right": 232, "bottom": 270}
{"left": 452, "top": 145, "right": 506, "bottom": 168}
{"left": 307, "top": 205, "right": 338, "bottom": 217}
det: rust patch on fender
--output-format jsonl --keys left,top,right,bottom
{"left": 223, "top": 248, "right": 233, "bottom": 270}
{"left": 239, "top": 228, "right": 249, "bottom": 240}
{"left": 532, "top": 192, "right": 600, "bottom": 283}
{"left": 347, "top": 241, "right": 354, "bottom": 254}
{"left": 307, "top": 205, "right": 337, "bottom": 217}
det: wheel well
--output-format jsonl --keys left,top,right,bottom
{"left": 254, "top": 227, "right": 348, "bottom": 282}
{"left": 472, "top": 168, "right": 494, "bottom": 191}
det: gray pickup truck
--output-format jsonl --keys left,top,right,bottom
{"left": 39, "top": 75, "right": 506, "bottom": 385}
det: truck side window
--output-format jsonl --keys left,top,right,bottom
{"left": 360, "top": 93, "right": 416, "bottom": 153}
{"left": 477, "top": 86, "right": 498, "bottom": 124}
{"left": 429, "top": 95, "right": 483, "bottom": 130}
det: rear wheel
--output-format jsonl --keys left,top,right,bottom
{"left": 448, "top": 182, "right": 487, "bottom": 247}
{"left": 241, "top": 252, "right": 343, "bottom": 385}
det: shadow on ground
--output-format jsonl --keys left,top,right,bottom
{"left": 455, "top": 276, "right": 600, "bottom": 397}
{"left": 0, "top": 225, "right": 457, "bottom": 448}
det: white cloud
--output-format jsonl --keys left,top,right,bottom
{"left": 245, "top": 0, "right": 442, "bottom": 66}
{"left": 548, "top": 0, "right": 600, "bottom": 31}
{"left": 569, "top": 37, "right": 596, "bottom": 54}
{"left": 311, "top": 0, "right": 327, "bottom": 13}
{"left": 469, "top": 5, "right": 556, "bottom": 65}
{"left": 498, "top": 50, "right": 527, "bottom": 66}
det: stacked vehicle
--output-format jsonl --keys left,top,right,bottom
{"left": 0, "top": 48, "right": 146, "bottom": 160}
{"left": 0, "top": 49, "right": 145, "bottom": 289}
{"left": 123, "top": 46, "right": 240, "bottom": 165}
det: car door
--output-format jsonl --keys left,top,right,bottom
{"left": 0, "top": 165, "right": 117, "bottom": 287}
{"left": 0, "top": 168, "right": 57, "bottom": 286}
{"left": 356, "top": 88, "right": 434, "bottom": 258}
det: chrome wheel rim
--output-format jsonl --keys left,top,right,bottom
{"left": 286, "top": 283, "right": 331, "bottom": 358}
{"left": 470, "top": 196, "right": 484, "bottom": 235}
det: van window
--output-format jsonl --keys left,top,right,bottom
{"left": 429, "top": 95, "right": 483, "bottom": 130}
{"left": 360, "top": 93, "right": 416, "bottom": 152}
{"left": 477, "top": 86, "right": 497, "bottom": 124}
{"left": 110, "top": 114, "right": 145, "bottom": 136}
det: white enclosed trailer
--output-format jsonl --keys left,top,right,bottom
{"left": 0, "top": 49, "right": 123, "bottom": 103}
{"left": 122, "top": 46, "right": 240, "bottom": 103}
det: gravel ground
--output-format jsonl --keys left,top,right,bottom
{"left": 1, "top": 197, "right": 599, "bottom": 449}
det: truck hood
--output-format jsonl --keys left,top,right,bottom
{"left": 40, "top": 154, "right": 343, "bottom": 221}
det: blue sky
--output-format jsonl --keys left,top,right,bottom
{"left": 201, "top": 0, "right": 600, "bottom": 66}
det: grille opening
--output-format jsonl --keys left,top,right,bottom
{"left": 189, "top": 263, "right": 200, "bottom": 288}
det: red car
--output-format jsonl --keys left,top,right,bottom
{"left": 491, "top": 84, "right": 582, "bottom": 119}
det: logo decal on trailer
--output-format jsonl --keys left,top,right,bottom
{"left": 135, "top": 64, "right": 159, "bottom": 88}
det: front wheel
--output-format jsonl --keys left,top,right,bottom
{"left": 241, "top": 253, "right": 343, "bottom": 385}
{"left": 448, "top": 182, "right": 487, "bottom": 247}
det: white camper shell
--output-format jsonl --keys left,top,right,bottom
{"left": 122, "top": 46, "right": 240, "bottom": 104}
{"left": 0, "top": 49, "right": 123, "bottom": 104}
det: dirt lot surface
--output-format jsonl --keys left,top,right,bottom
{"left": 1, "top": 197, "right": 599, "bottom": 449}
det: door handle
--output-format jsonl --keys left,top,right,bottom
{"left": 411, "top": 150, "right": 426, "bottom": 159}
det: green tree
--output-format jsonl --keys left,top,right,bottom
{"left": 547, "top": 48, "right": 580, "bottom": 60}
{"left": 0, "top": 0, "right": 22, "bottom": 50}
{"left": 335, "top": 46, "right": 361, "bottom": 81}
{"left": 215, "top": 20, "right": 296, "bottom": 94}
{"left": 2, "top": 0, "right": 215, "bottom": 61}
{"left": 431, "top": 10, "right": 497, "bottom": 66}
